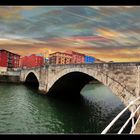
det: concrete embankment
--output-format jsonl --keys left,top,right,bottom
{"left": 0, "top": 75, "right": 20, "bottom": 83}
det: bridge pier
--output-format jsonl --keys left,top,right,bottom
{"left": 38, "top": 82, "right": 47, "bottom": 94}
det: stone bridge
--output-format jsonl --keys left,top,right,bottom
{"left": 20, "top": 63, "right": 140, "bottom": 109}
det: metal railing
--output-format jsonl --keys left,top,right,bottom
{"left": 101, "top": 97, "right": 140, "bottom": 134}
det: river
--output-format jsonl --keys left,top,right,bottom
{"left": 0, "top": 83, "right": 131, "bottom": 134}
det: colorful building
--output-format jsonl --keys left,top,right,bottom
{"left": 49, "top": 52, "right": 72, "bottom": 64}
{"left": 20, "top": 54, "right": 44, "bottom": 68}
{"left": 66, "top": 50, "right": 85, "bottom": 64}
{"left": 84, "top": 55, "right": 95, "bottom": 63}
{"left": 0, "top": 49, "right": 20, "bottom": 71}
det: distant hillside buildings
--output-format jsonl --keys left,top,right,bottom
{"left": 0, "top": 49, "right": 104, "bottom": 71}
{"left": 48, "top": 50, "right": 102, "bottom": 65}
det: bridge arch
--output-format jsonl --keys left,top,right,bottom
{"left": 47, "top": 71, "right": 96, "bottom": 97}
{"left": 47, "top": 67, "right": 135, "bottom": 106}
{"left": 24, "top": 71, "right": 40, "bottom": 89}
{"left": 24, "top": 70, "right": 40, "bottom": 82}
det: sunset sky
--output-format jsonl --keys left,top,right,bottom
{"left": 0, "top": 6, "right": 140, "bottom": 62}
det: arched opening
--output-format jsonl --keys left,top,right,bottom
{"left": 25, "top": 72, "right": 39, "bottom": 89}
{"left": 47, "top": 72, "right": 100, "bottom": 98}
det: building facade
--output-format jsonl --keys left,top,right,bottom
{"left": 84, "top": 55, "right": 95, "bottom": 63}
{"left": 0, "top": 49, "right": 20, "bottom": 71}
{"left": 49, "top": 52, "right": 72, "bottom": 64}
{"left": 66, "top": 50, "right": 85, "bottom": 64}
{"left": 20, "top": 54, "right": 44, "bottom": 68}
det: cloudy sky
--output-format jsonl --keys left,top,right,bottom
{"left": 0, "top": 6, "right": 140, "bottom": 62}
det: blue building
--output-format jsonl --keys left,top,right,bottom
{"left": 84, "top": 55, "right": 95, "bottom": 63}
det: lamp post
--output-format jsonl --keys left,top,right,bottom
{"left": 44, "top": 51, "right": 46, "bottom": 66}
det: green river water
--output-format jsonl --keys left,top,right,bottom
{"left": 0, "top": 83, "right": 131, "bottom": 134}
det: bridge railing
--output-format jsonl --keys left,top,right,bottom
{"left": 101, "top": 97, "right": 140, "bottom": 134}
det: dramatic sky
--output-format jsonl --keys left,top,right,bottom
{"left": 0, "top": 6, "right": 140, "bottom": 62}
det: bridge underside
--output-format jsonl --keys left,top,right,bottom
{"left": 24, "top": 72, "right": 39, "bottom": 89}
{"left": 47, "top": 72, "right": 99, "bottom": 98}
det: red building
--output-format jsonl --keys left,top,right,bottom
{"left": 66, "top": 50, "right": 85, "bottom": 64}
{"left": 0, "top": 49, "right": 20, "bottom": 71}
{"left": 49, "top": 52, "right": 72, "bottom": 64}
{"left": 20, "top": 54, "right": 44, "bottom": 68}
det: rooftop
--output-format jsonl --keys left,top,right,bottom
{"left": 0, "top": 49, "right": 20, "bottom": 56}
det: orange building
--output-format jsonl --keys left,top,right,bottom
{"left": 49, "top": 52, "right": 72, "bottom": 64}
{"left": 65, "top": 50, "right": 85, "bottom": 64}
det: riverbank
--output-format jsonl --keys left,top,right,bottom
{"left": 0, "top": 75, "right": 20, "bottom": 83}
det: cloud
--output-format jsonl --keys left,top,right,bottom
{"left": 0, "top": 6, "right": 37, "bottom": 20}
{"left": 0, "top": 37, "right": 46, "bottom": 45}
{"left": 96, "top": 28, "right": 124, "bottom": 39}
